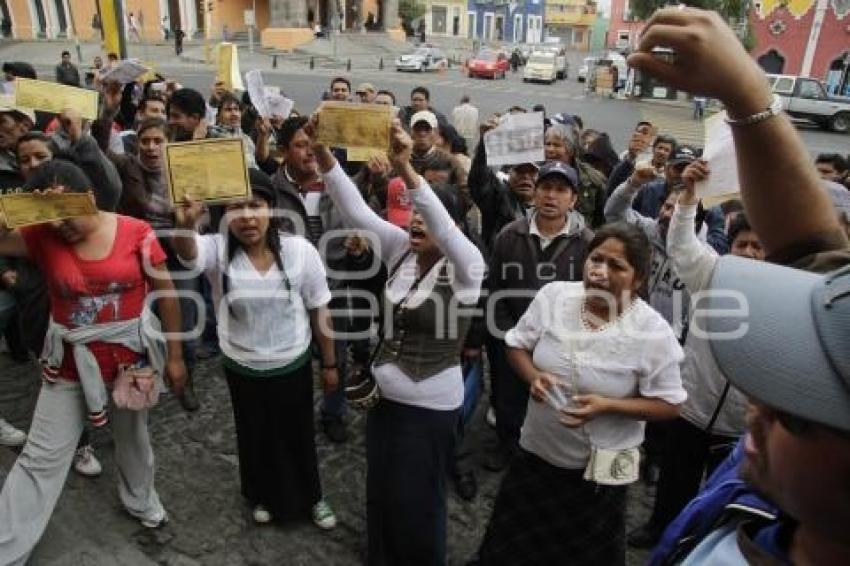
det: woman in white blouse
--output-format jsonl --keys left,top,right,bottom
{"left": 308, "top": 117, "right": 485, "bottom": 565}
{"left": 172, "top": 170, "right": 339, "bottom": 529}
{"left": 476, "top": 222, "right": 686, "bottom": 566}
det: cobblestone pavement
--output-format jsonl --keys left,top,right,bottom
{"left": 1, "top": 352, "right": 653, "bottom": 565}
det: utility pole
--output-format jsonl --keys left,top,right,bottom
{"left": 204, "top": 1, "right": 212, "bottom": 63}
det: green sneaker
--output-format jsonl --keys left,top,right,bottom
{"left": 312, "top": 500, "right": 337, "bottom": 530}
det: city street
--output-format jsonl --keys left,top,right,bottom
{"left": 0, "top": 37, "right": 847, "bottom": 565}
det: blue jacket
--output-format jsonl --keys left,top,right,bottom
{"left": 649, "top": 440, "right": 779, "bottom": 566}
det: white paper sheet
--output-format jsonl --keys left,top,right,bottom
{"left": 696, "top": 112, "right": 740, "bottom": 207}
{"left": 483, "top": 111, "right": 545, "bottom": 167}
{"left": 99, "top": 59, "right": 150, "bottom": 84}
{"left": 245, "top": 69, "right": 270, "bottom": 119}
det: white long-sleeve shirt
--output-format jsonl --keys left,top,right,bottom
{"left": 666, "top": 203, "right": 747, "bottom": 436}
{"left": 323, "top": 163, "right": 485, "bottom": 410}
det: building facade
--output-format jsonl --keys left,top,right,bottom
{"left": 0, "top": 1, "right": 399, "bottom": 49}
{"left": 544, "top": 0, "right": 597, "bottom": 51}
{"left": 751, "top": 0, "right": 850, "bottom": 94}
{"left": 604, "top": 0, "right": 644, "bottom": 50}
{"left": 463, "top": 0, "right": 540, "bottom": 43}
{"left": 419, "top": 0, "right": 468, "bottom": 38}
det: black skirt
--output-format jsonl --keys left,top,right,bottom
{"left": 224, "top": 359, "right": 322, "bottom": 522}
{"left": 366, "top": 398, "right": 460, "bottom": 566}
{"left": 478, "top": 448, "right": 628, "bottom": 566}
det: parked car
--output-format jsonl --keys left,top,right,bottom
{"left": 467, "top": 50, "right": 510, "bottom": 79}
{"left": 768, "top": 74, "right": 850, "bottom": 133}
{"left": 577, "top": 56, "right": 598, "bottom": 82}
{"left": 537, "top": 45, "right": 569, "bottom": 79}
{"left": 523, "top": 52, "right": 558, "bottom": 84}
{"left": 395, "top": 46, "right": 448, "bottom": 72}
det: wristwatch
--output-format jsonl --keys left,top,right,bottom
{"left": 724, "top": 94, "right": 783, "bottom": 127}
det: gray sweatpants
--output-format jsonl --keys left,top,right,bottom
{"left": 0, "top": 379, "right": 164, "bottom": 565}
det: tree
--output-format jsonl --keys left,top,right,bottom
{"left": 399, "top": 0, "right": 426, "bottom": 26}
{"left": 629, "top": 0, "right": 749, "bottom": 22}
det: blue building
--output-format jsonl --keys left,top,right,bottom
{"left": 467, "top": 0, "right": 543, "bottom": 44}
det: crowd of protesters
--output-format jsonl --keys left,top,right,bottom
{"left": 0, "top": 7, "right": 849, "bottom": 566}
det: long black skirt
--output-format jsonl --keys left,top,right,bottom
{"left": 478, "top": 448, "right": 628, "bottom": 566}
{"left": 366, "top": 398, "right": 460, "bottom": 566}
{"left": 224, "top": 360, "right": 322, "bottom": 522}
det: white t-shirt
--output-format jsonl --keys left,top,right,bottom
{"left": 189, "top": 233, "right": 331, "bottom": 371}
{"left": 506, "top": 281, "right": 686, "bottom": 469}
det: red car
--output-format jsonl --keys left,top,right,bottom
{"left": 466, "top": 50, "right": 510, "bottom": 79}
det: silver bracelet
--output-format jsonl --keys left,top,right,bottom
{"left": 724, "top": 94, "right": 783, "bottom": 127}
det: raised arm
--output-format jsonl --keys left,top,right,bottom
{"left": 313, "top": 145, "right": 409, "bottom": 266}
{"left": 604, "top": 174, "right": 658, "bottom": 241}
{"left": 629, "top": 8, "right": 848, "bottom": 259}
{"left": 389, "top": 122, "right": 485, "bottom": 296}
{"left": 667, "top": 160, "right": 719, "bottom": 293}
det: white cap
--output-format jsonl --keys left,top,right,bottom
{"left": 410, "top": 110, "right": 438, "bottom": 129}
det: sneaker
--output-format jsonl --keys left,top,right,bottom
{"left": 485, "top": 407, "right": 497, "bottom": 428}
{"left": 73, "top": 444, "right": 103, "bottom": 477}
{"left": 322, "top": 418, "right": 349, "bottom": 444}
{"left": 0, "top": 419, "right": 26, "bottom": 447}
{"left": 253, "top": 504, "right": 272, "bottom": 524}
{"left": 139, "top": 509, "right": 169, "bottom": 529}
{"left": 312, "top": 500, "right": 337, "bottom": 530}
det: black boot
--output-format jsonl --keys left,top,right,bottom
{"left": 179, "top": 374, "right": 200, "bottom": 412}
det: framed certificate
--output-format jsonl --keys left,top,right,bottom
{"left": 164, "top": 137, "right": 251, "bottom": 205}
{"left": 0, "top": 192, "right": 97, "bottom": 228}
{"left": 14, "top": 78, "right": 99, "bottom": 120}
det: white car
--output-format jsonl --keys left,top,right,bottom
{"left": 395, "top": 47, "right": 448, "bottom": 72}
{"left": 523, "top": 52, "right": 557, "bottom": 84}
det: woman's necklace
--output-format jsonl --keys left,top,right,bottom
{"left": 580, "top": 297, "right": 637, "bottom": 333}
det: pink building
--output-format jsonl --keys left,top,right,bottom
{"left": 605, "top": 0, "right": 850, "bottom": 94}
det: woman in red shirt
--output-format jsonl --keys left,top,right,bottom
{"left": 0, "top": 160, "right": 187, "bottom": 565}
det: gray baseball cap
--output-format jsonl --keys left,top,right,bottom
{"left": 706, "top": 255, "right": 850, "bottom": 432}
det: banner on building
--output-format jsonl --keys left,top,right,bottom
{"left": 98, "top": 0, "right": 127, "bottom": 59}
{"left": 216, "top": 43, "right": 245, "bottom": 92}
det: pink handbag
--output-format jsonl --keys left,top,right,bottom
{"left": 112, "top": 363, "right": 160, "bottom": 411}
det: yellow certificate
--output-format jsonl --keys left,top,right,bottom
{"left": 317, "top": 102, "right": 392, "bottom": 158}
{"left": 348, "top": 147, "right": 386, "bottom": 162}
{"left": 14, "top": 78, "right": 99, "bottom": 120}
{"left": 164, "top": 138, "right": 251, "bottom": 205}
{"left": 0, "top": 192, "right": 97, "bottom": 228}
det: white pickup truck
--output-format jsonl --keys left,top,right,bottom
{"left": 768, "top": 74, "right": 850, "bottom": 133}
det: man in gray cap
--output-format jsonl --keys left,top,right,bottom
{"left": 627, "top": 8, "right": 850, "bottom": 565}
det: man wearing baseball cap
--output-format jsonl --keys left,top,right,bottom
{"left": 485, "top": 160, "right": 593, "bottom": 471}
{"left": 625, "top": 8, "right": 850, "bottom": 565}
{"left": 630, "top": 144, "right": 699, "bottom": 220}
{"left": 408, "top": 110, "right": 468, "bottom": 207}
{"left": 471, "top": 115, "right": 543, "bottom": 252}
{"left": 355, "top": 83, "right": 377, "bottom": 104}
